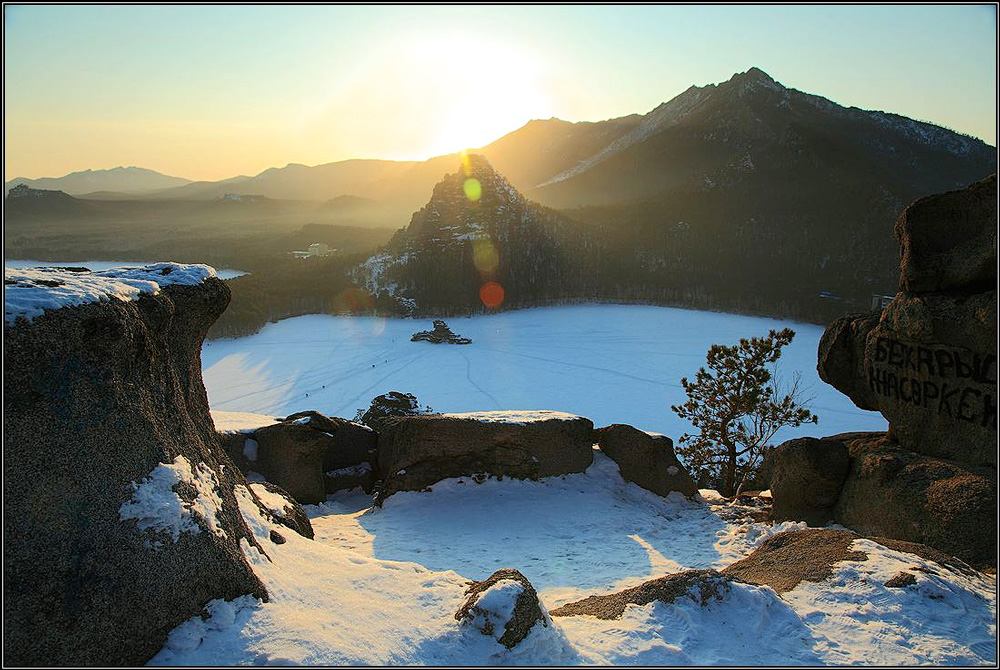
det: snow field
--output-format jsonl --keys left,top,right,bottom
{"left": 202, "top": 305, "right": 888, "bottom": 444}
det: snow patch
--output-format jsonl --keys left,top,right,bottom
{"left": 326, "top": 463, "right": 372, "bottom": 478}
{"left": 249, "top": 482, "right": 293, "bottom": 518}
{"left": 442, "top": 410, "right": 584, "bottom": 424}
{"left": 119, "top": 455, "right": 228, "bottom": 543}
{"left": 4, "top": 262, "right": 216, "bottom": 324}
{"left": 211, "top": 410, "right": 281, "bottom": 434}
{"left": 242, "top": 438, "right": 258, "bottom": 462}
{"left": 463, "top": 579, "right": 525, "bottom": 640}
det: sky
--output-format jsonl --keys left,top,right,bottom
{"left": 4, "top": 5, "right": 997, "bottom": 182}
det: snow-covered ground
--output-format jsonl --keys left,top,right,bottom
{"left": 202, "top": 305, "right": 887, "bottom": 442}
{"left": 179, "top": 306, "right": 994, "bottom": 666}
{"left": 4, "top": 259, "right": 247, "bottom": 280}
{"left": 150, "top": 451, "right": 996, "bottom": 665}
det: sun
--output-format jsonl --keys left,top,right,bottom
{"left": 301, "top": 32, "right": 557, "bottom": 163}
{"left": 395, "top": 33, "right": 556, "bottom": 156}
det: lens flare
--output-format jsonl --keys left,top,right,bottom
{"left": 335, "top": 288, "right": 374, "bottom": 315}
{"left": 472, "top": 239, "right": 499, "bottom": 274}
{"left": 479, "top": 281, "right": 505, "bottom": 308}
{"left": 463, "top": 177, "right": 482, "bottom": 202}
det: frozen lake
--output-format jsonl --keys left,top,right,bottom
{"left": 4, "top": 259, "right": 247, "bottom": 280}
{"left": 202, "top": 305, "right": 886, "bottom": 443}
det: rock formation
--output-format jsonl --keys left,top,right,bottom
{"left": 769, "top": 437, "right": 850, "bottom": 525}
{"left": 3, "top": 264, "right": 281, "bottom": 665}
{"left": 248, "top": 481, "right": 315, "bottom": 540}
{"left": 830, "top": 432, "right": 994, "bottom": 568}
{"left": 376, "top": 411, "right": 594, "bottom": 500}
{"left": 410, "top": 319, "right": 472, "bottom": 344}
{"left": 222, "top": 410, "right": 378, "bottom": 503}
{"left": 818, "top": 175, "right": 996, "bottom": 467}
{"left": 594, "top": 424, "right": 698, "bottom": 497}
{"left": 773, "top": 176, "right": 997, "bottom": 569}
{"left": 455, "top": 568, "right": 547, "bottom": 648}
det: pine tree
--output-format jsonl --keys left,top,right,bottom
{"left": 671, "top": 328, "right": 817, "bottom": 497}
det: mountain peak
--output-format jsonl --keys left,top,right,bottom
{"left": 726, "top": 67, "right": 785, "bottom": 94}
{"left": 459, "top": 153, "right": 496, "bottom": 177}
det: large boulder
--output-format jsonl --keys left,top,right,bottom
{"left": 817, "top": 176, "right": 997, "bottom": 468}
{"left": 594, "top": 424, "right": 697, "bottom": 497}
{"left": 455, "top": 569, "right": 547, "bottom": 648}
{"left": 3, "top": 264, "right": 274, "bottom": 666}
{"left": 870, "top": 292, "right": 996, "bottom": 466}
{"left": 769, "top": 437, "right": 850, "bottom": 525}
{"left": 831, "top": 433, "right": 995, "bottom": 570}
{"left": 819, "top": 294, "right": 996, "bottom": 467}
{"left": 895, "top": 174, "right": 996, "bottom": 294}
{"left": 377, "top": 411, "right": 594, "bottom": 499}
{"left": 549, "top": 569, "right": 730, "bottom": 620}
{"left": 235, "top": 411, "right": 379, "bottom": 504}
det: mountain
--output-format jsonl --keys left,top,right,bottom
{"left": 4, "top": 166, "right": 191, "bottom": 197}
{"left": 126, "top": 67, "right": 994, "bottom": 226}
{"left": 355, "top": 70, "right": 997, "bottom": 320}
{"left": 522, "top": 67, "right": 995, "bottom": 208}
{"left": 3, "top": 184, "right": 93, "bottom": 220}
{"left": 354, "top": 155, "right": 600, "bottom": 313}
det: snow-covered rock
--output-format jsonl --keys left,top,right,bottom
{"left": 3, "top": 268, "right": 272, "bottom": 665}
{"left": 455, "top": 568, "right": 548, "bottom": 648}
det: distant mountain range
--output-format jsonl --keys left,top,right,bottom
{"left": 10, "top": 68, "right": 992, "bottom": 218}
{"left": 6, "top": 67, "right": 996, "bottom": 323}
{"left": 4, "top": 166, "right": 191, "bottom": 197}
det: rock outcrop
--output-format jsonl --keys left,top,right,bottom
{"left": 722, "top": 529, "right": 868, "bottom": 593}
{"left": 818, "top": 176, "right": 996, "bottom": 467}
{"left": 376, "top": 411, "right": 594, "bottom": 500}
{"left": 411, "top": 319, "right": 472, "bottom": 344}
{"left": 455, "top": 569, "right": 547, "bottom": 648}
{"left": 895, "top": 174, "right": 996, "bottom": 294}
{"left": 830, "top": 433, "right": 995, "bottom": 569}
{"left": 594, "top": 424, "right": 697, "bottom": 497}
{"left": 3, "top": 264, "right": 275, "bottom": 666}
{"left": 549, "top": 570, "right": 730, "bottom": 620}
{"left": 224, "top": 410, "right": 378, "bottom": 503}
{"left": 769, "top": 437, "right": 850, "bottom": 525}
{"left": 780, "top": 176, "right": 998, "bottom": 568}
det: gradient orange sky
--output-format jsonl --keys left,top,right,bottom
{"left": 4, "top": 5, "right": 996, "bottom": 181}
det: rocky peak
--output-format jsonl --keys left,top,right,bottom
{"left": 727, "top": 66, "right": 783, "bottom": 89}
